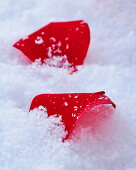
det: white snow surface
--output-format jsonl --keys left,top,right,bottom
{"left": 0, "top": 0, "right": 136, "bottom": 169}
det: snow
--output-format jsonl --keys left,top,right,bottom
{"left": 64, "top": 102, "right": 68, "bottom": 106}
{"left": 0, "top": 0, "right": 136, "bottom": 169}
{"left": 35, "top": 36, "right": 44, "bottom": 44}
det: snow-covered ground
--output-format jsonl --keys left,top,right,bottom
{"left": 0, "top": 0, "right": 136, "bottom": 169}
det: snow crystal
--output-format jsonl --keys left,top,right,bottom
{"left": 64, "top": 102, "right": 68, "bottom": 106}
{"left": 72, "top": 113, "right": 76, "bottom": 117}
{"left": 50, "top": 37, "right": 56, "bottom": 42}
{"left": 66, "top": 44, "right": 69, "bottom": 49}
{"left": 35, "top": 36, "right": 44, "bottom": 44}
{"left": 74, "top": 106, "right": 78, "bottom": 111}
{"left": 38, "top": 105, "right": 47, "bottom": 112}
{"left": 45, "top": 55, "right": 71, "bottom": 68}
{"left": 47, "top": 46, "right": 52, "bottom": 57}
{"left": 74, "top": 95, "right": 78, "bottom": 98}
{"left": 57, "top": 41, "right": 61, "bottom": 47}
{"left": 0, "top": 0, "right": 136, "bottom": 169}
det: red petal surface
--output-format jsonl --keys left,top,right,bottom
{"left": 30, "top": 91, "right": 116, "bottom": 140}
{"left": 13, "top": 20, "right": 90, "bottom": 69}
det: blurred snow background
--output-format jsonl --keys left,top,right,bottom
{"left": 0, "top": 0, "right": 136, "bottom": 169}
